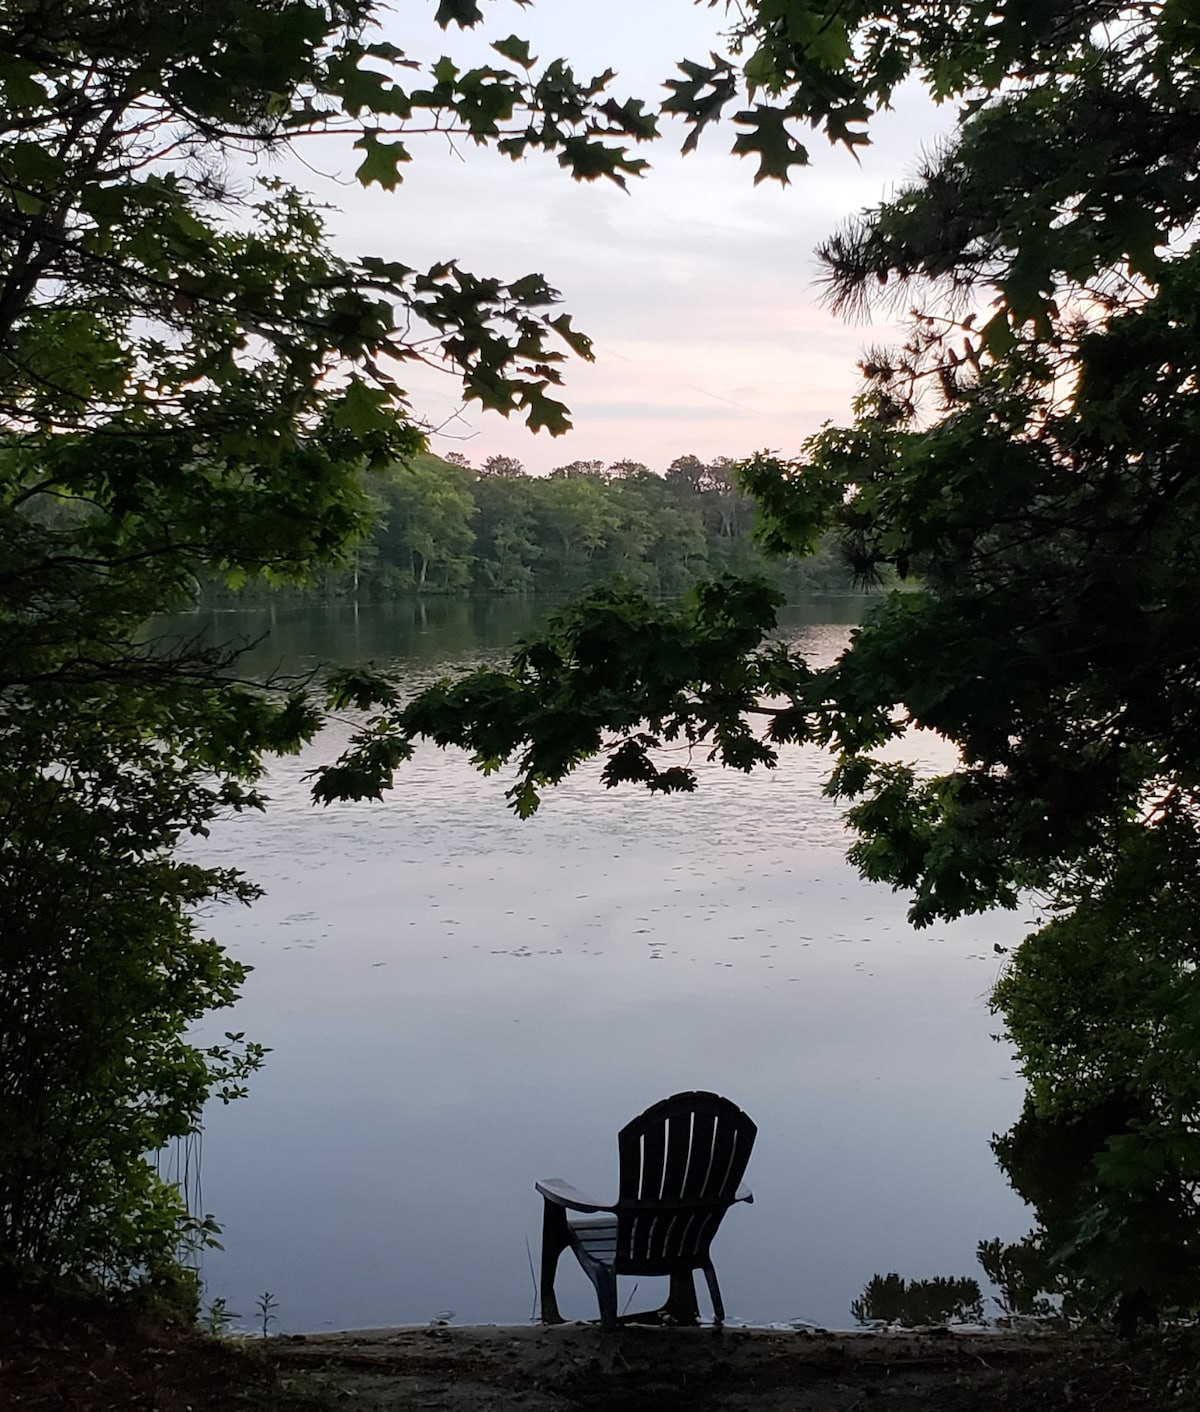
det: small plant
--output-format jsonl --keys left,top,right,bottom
{"left": 255, "top": 1290, "right": 279, "bottom": 1338}
{"left": 199, "top": 1297, "right": 237, "bottom": 1337}
{"left": 138, "top": 1264, "right": 203, "bottom": 1326}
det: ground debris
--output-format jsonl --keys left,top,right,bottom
{"left": 0, "top": 1282, "right": 314, "bottom": 1410}
{"left": 264, "top": 1322, "right": 1200, "bottom": 1411}
{"left": 4, "top": 1295, "right": 1200, "bottom": 1411}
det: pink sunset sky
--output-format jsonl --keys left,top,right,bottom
{"left": 291, "top": 1, "right": 952, "bottom": 475}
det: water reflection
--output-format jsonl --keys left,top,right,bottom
{"left": 154, "top": 593, "right": 872, "bottom": 682}
{"left": 187, "top": 599, "right": 1031, "bottom": 1332}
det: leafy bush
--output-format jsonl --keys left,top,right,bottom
{"left": 0, "top": 699, "right": 270, "bottom": 1285}
{"left": 851, "top": 1272, "right": 984, "bottom": 1327}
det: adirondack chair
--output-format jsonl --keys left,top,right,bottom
{"left": 536, "top": 1090, "right": 757, "bottom": 1330}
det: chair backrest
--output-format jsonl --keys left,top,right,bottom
{"left": 612, "top": 1090, "right": 756, "bottom": 1274}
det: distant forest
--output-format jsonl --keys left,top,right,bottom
{"left": 206, "top": 451, "right": 865, "bottom": 602}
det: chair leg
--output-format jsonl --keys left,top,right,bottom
{"left": 594, "top": 1266, "right": 619, "bottom": 1332}
{"left": 660, "top": 1270, "right": 701, "bottom": 1326}
{"left": 701, "top": 1260, "right": 725, "bottom": 1328}
{"left": 539, "top": 1200, "right": 570, "bottom": 1324}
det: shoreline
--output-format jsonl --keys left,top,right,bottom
{"left": 6, "top": 1288, "right": 1195, "bottom": 1411}
{"left": 281, "top": 1320, "right": 1037, "bottom": 1340}
{"left": 264, "top": 1322, "right": 1072, "bottom": 1411}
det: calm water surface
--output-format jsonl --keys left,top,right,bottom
{"left": 180, "top": 598, "right": 1035, "bottom": 1332}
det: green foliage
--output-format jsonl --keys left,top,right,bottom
{"left": 987, "top": 1096, "right": 1200, "bottom": 1327}
{"left": 0, "top": 696, "right": 271, "bottom": 1283}
{"left": 371, "top": 454, "right": 478, "bottom": 592}
{"left": 976, "top": 1236, "right": 1058, "bottom": 1321}
{"left": 851, "top": 1272, "right": 984, "bottom": 1327}
{"left": 199, "top": 1296, "right": 236, "bottom": 1337}
{"left": 314, "top": 576, "right": 802, "bottom": 816}
{"left": 208, "top": 451, "right": 861, "bottom": 603}
{"left": 986, "top": 833, "right": 1200, "bottom": 1321}
{"left": 738, "top": 4, "right": 1200, "bottom": 1316}
{"left": 255, "top": 1290, "right": 280, "bottom": 1338}
{"left": 0, "top": 0, "right": 659, "bottom": 1292}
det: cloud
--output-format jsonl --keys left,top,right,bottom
{"left": 571, "top": 400, "right": 757, "bottom": 423}
{"left": 279, "top": 3, "right": 951, "bottom": 473}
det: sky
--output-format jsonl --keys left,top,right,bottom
{"left": 289, "top": 1, "right": 952, "bottom": 475}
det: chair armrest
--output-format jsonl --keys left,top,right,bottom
{"left": 734, "top": 1183, "right": 753, "bottom": 1204}
{"left": 535, "top": 1178, "right": 614, "bottom": 1213}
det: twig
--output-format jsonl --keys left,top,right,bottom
{"left": 525, "top": 1235, "right": 538, "bottom": 1321}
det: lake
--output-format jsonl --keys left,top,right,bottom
{"left": 179, "top": 596, "right": 1035, "bottom": 1333}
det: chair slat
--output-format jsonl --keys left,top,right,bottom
{"left": 694, "top": 1209, "right": 719, "bottom": 1256}
{"left": 677, "top": 1208, "right": 697, "bottom": 1265}
{"left": 640, "top": 1122, "right": 667, "bottom": 1202}
{"left": 681, "top": 1112, "right": 717, "bottom": 1200}
{"left": 642, "top": 1214, "right": 661, "bottom": 1263}
{"left": 618, "top": 1130, "right": 642, "bottom": 1203}
{"left": 571, "top": 1216, "right": 618, "bottom": 1265}
{"left": 701, "top": 1115, "right": 737, "bottom": 1201}
{"left": 661, "top": 1111, "right": 692, "bottom": 1201}
{"left": 625, "top": 1213, "right": 644, "bottom": 1263}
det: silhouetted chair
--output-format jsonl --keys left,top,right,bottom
{"left": 536, "top": 1090, "right": 756, "bottom": 1330}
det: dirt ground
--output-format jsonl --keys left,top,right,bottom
{"left": 263, "top": 1323, "right": 1196, "bottom": 1411}
{"left": 6, "top": 1290, "right": 1200, "bottom": 1412}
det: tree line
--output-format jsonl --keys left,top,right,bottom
{"left": 201, "top": 451, "right": 861, "bottom": 602}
